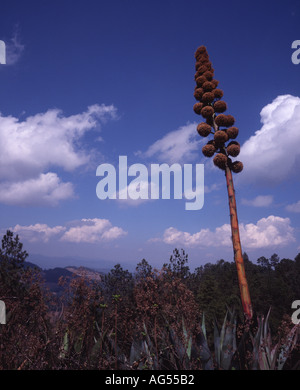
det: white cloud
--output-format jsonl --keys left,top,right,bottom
{"left": 239, "top": 95, "right": 300, "bottom": 185}
{"left": 8, "top": 218, "right": 127, "bottom": 244}
{"left": 161, "top": 225, "right": 231, "bottom": 247}
{"left": 0, "top": 104, "right": 116, "bottom": 206}
{"left": 241, "top": 195, "right": 273, "bottom": 207}
{"left": 61, "top": 218, "right": 127, "bottom": 243}
{"left": 239, "top": 216, "right": 295, "bottom": 248}
{"left": 154, "top": 215, "right": 294, "bottom": 250}
{"left": 0, "top": 173, "right": 74, "bottom": 206}
{"left": 11, "top": 223, "right": 66, "bottom": 243}
{"left": 286, "top": 200, "right": 300, "bottom": 213}
{"left": 0, "top": 104, "right": 116, "bottom": 181}
{"left": 137, "top": 123, "right": 202, "bottom": 164}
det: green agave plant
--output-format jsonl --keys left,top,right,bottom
{"left": 58, "top": 307, "right": 299, "bottom": 370}
{"left": 128, "top": 316, "right": 214, "bottom": 370}
{"left": 250, "top": 308, "right": 299, "bottom": 370}
{"left": 213, "top": 309, "right": 237, "bottom": 370}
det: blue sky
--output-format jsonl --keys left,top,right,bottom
{"left": 0, "top": 0, "right": 300, "bottom": 271}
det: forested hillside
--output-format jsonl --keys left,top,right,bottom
{"left": 0, "top": 232, "right": 299, "bottom": 370}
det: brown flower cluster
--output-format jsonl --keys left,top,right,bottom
{"left": 193, "top": 46, "right": 243, "bottom": 173}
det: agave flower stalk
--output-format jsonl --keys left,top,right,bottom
{"left": 225, "top": 164, "right": 252, "bottom": 319}
{"left": 193, "top": 45, "right": 253, "bottom": 320}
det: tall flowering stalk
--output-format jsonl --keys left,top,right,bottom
{"left": 193, "top": 45, "right": 253, "bottom": 320}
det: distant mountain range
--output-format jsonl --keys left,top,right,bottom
{"left": 23, "top": 254, "right": 135, "bottom": 294}
{"left": 23, "top": 260, "right": 106, "bottom": 293}
{"left": 27, "top": 253, "right": 135, "bottom": 273}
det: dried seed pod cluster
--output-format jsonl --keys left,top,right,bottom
{"left": 193, "top": 45, "right": 243, "bottom": 173}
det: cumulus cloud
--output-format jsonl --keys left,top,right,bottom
{"left": 8, "top": 218, "right": 127, "bottom": 244}
{"left": 239, "top": 95, "right": 300, "bottom": 185}
{"left": 0, "top": 104, "right": 116, "bottom": 206}
{"left": 241, "top": 195, "right": 273, "bottom": 207}
{"left": 11, "top": 223, "right": 66, "bottom": 243}
{"left": 286, "top": 200, "right": 300, "bottom": 213}
{"left": 61, "top": 218, "right": 127, "bottom": 243}
{"left": 161, "top": 225, "right": 231, "bottom": 247}
{"left": 136, "top": 123, "right": 202, "bottom": 164}
{"left": 0, "top": 104, "right": 116, "bottom": 180}
{"left": 0, "top": 173, "right": 74, "bottom": 206}
{"left": 154, "top": 215, "right": 295, "bottom": 250}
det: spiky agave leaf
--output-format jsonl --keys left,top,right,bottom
{"left": 221, "top": 310, "right": 237, "bottom": 370}
{"left": 251, "top": 308, "right": 278, "bottom": 370}
{"left": 59, "top": 330, "right": 69, "bottom": 359}
{"left": 252, "top": 308, "right": 300, "bottom": 370}
{"left": 201, "top": 312, "right": 207, "bottom": 341}
{"left": 214, "top": 309, "right": 237, "bottom": 370}
{"left": 168, "top": 326, "right": 191, "bottom": 369}
{"left": 142, "top": 322, "right": 159, "bottom": 369}
{"left": 182, "top": 318, "right": 192, "bottom": 360}
{"left": 277, "top": 324, "right": 299, "bottom": 370}
{"left": 192, "top": 312, "right": 214, "bottom": 370}
{"left": 106, "top": 329, "right": 127, "bottom": 368}
{"left": 73, "top": 333, "right": 84, "bottom": 354}
{"left": 129, "top": 338, "right": 144, "bottom": 367}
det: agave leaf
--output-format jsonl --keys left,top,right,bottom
{"left": 182, "top": 318, "right": 192, "bottom": 360}
{"left": 90, "top": 337, "right": 102, "bottom": 362}
{"left": 95, "top": 320, "right": 101, "bottom": 335}
{"left": 214, "top": 317, "right": 221, "bottom": 367}
{"left": 59, "top": 331, "right": 69, "bottom": 359}
{"left": 142, "top": 340, "right": 152, "bottom": 361}
{"left": 213, "top": 310, "right": 237, "bottom": 370}
{"left": 143, "top": 322, "right": 154, "bottom": 351}
{"left": 194, "top": 330, "right": 213, "bottom": 370}
{"left": 195, "top": 313, "right": 214, "bottom": 369}
{"left": 251, "top": 315, "right": 264, "bottom": 370}
{"left": 74, "top": 334, "right": 84, "bottom": 354}
{"left": 277, "top": 324, "right": 299, "bottom": 370}
{"left": 220, "top": 310, "right": 237, "bottom": 370}
{"left": 169, "top": 327, "right": 185, "bottom": 360}
{"left": 94, "top": 320, "right": 110, "bottom": 346}
{"left": 106, "top": 329, "right": 126, "bottom": 364}
{"left": 201, "top": 312, "right": 207, "bottom": 341}
{"left": 129, "top": 324, "right": 159, "bottom": 369}
{"left": 130, "top": 338, "right": 144, "bottom": 366}
{"left": 253, "top": 314, "right": 270, "bottom": 370}
{"left": 252, "top": 308, "right": 282, "bottom": 370}
{"left": 270, "top": 344, "right": 279, "bottom": 370}
{"left": 219, "top": 311, "right": 228, "bottom": 351}
{"left": 264, "top": 308, "right": 271, "bottom": 337}
{"left": 263, "top": 308, "right": 273, "bottom": 365}
{"left": 259, "top": 350, "right": 269, "bottom": 370}
{"left": 168, "top": 326, "right": 190, "bottom": 369}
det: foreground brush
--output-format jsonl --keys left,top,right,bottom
{"left": 193, "top": 45, "right": 253, "bottom": 320}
